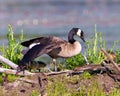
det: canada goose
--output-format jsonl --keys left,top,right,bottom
{"left": 17, "top": 28, "right": 85, "bottom": 72}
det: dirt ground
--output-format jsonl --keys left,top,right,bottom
{"left": 0, "top": 72, "right": 120, "bottom": 96}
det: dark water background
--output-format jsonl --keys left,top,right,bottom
{"left": 0, "top": 0, "right": 120, "bottom": 50}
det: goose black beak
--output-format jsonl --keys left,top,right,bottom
{"left": 81, "top": 36, "right": 86, "bottom": 42}
{"left": 80, "top": 30, "right": 85, "bottom": 42}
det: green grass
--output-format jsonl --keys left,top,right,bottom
{"left": 115, "top": 49, "right": 120, "bottom": 63}
{"left": 109, "top": 88, "right": 120, "bottom": 96}
{"left": 65, "top": 54, "right": 86, "bottom": 69}
{"left": 0, "top": 24, "right": 23, "bottom": 68}
{"left": 73, "top": 82, "right": 105, "bottom": 96}
{"left": 46, "top": 74, "right": 120, "bottom": 96}
{"left": 7, "top": 74, "right": 19, "bottom": 82}
{"left": 31, "top": 90, "right": 40, "bottom": 96}
{"left": 47, "top": 76, "right": 71, "bottom": 96}
{"left": 80, "top": 25, "right": 107, "bottom": 64}
{"left": 80, "top": 71, "right": 92, "bottom": 79}
{"left": 0, "top": 25, "right": 24, "bottom": 83}
{"left": 0, "top": 74, "right": 119, "bottom": 96}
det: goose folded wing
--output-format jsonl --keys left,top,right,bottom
{"left": 21, "top": 43, "right": 59, "bottom": 63}
{"left": 21, "top": 36, "right": 66, "bottom": 47}
{"left": 21, "top": 37, "right": 45, "bottom": 47}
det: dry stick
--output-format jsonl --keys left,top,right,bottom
{"left": 0, "top": 67, "right": 34, "bottom": 76}
{"left": 45, "top": 67, "right": 97, "bottom": 76}
{"left": 46, "top": 70, "right": 73, "bottom": 76}
{"left": 101, "top": 48, "right": 120, "bottom": 73}
{"left": 0, "top": 55, "right": 18, "bottom": 70}
{"left": 38, "top": 73, "right": 47, "bottom": 96}
{"left": 0, "top": 55, "right": 34, "bottom": 76}
{"left": 17, "top": 78, "right": 37, "bottom": 84}
{"left": 45, "top": 64, "right": 120, "bottom": 76}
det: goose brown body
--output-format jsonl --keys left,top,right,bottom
{"left": 18, "top": 28, "right": 85, "bottom": 72}
{"left": 48, "top": 41, "right": 82, "bottom": 58}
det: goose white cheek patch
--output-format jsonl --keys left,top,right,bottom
{"left": 29, "top": 42, "right": 40, "bottom": 49}
{"left": 77, "top": 29, "right": 81, "bottom": 36}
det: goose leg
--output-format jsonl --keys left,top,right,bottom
{"left": 83, "top": 54, "right": 89, "bottom": 65}
{"left": 53, "top": 58, "right": 57, "bottom": 71}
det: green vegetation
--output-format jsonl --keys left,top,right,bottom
{"left": 65, "top": 54, "right": 86, "bottom": 69}
{"left": 0, "top": 25, "right": 23, "bottom": 84}
{"left": 80, "top": 71, "right": 92, "bottom": 79}
{"left": 47, "top": 78, "right": 70, "bottom": 96}
{"left": 115, "top": 49, "right": 120, "bottom": 63}
{"left": 109, "top": 88, "right": 120, "bottom": 96}
{"left": 0, "top": 24, "right": 23, "bottom": 68}
{"left": 0, "top": 74, "right": 119, "bottom": 96}
{"left": 0, "top": 73, "right": 2, "bottom": 83}
{"left": 7, "top": 74, "right": 18, "bottom": 82}
{"left": 46, "top": 75, "right": 120, "bottom": 96}
{"left": 85, "top": 26, "right": 105, "bottom": 64}
{"left": 0, "top": 74, "right": 17, "bottom": 83}
{"left": 31, "top": 90, "right": 40, "bottom": 96}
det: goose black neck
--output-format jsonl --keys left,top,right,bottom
{"left": 68, "top": 29, "right": 76, "bottom": 44}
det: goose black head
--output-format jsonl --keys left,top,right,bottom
{"left": 68, "top": 28, "right": 85, "bottom": 43}
{"left": 75, "top": 28, "right": 85, "bottom": 42}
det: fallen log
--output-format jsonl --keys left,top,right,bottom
{"left": 0, "top": 55, "right": 34, "bottom": 76}
{"left": 45, "top": 64, "right": 120, "bottom": 76}
{"left": 74, "top": 64, "right": 120, "bottom": 71}
{"left": 0, "top": 55, "right": 18, "bottom": 70}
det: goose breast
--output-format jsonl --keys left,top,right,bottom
{"left": 48, "top": 41, "right": 82, "bottom": 58}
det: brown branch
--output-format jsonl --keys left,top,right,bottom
{"left": 101, "top": 48, "right": 120, "bottom": 73}
{"left": 38, "top": 73, "right": 47, "bottom": 96}
{"left": 0, "top": 67, "right": 34, "bottom": 76}
{"left": 45, "top": 70, "right": 73, "bottom": 76}
{"left": 45, "top": 65, "right": 102, "bottom": 76}
{"left": 17, "top": 78, "right": 37, "bottom": 84}
{"left": 45, "top": 64, "right": 120, "bottom": 76}
{"left": 44, "top": 63, "right": 120, "bottom": 82}
{"left": 0, "top": 55, "right": 34, "bottom": 76}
